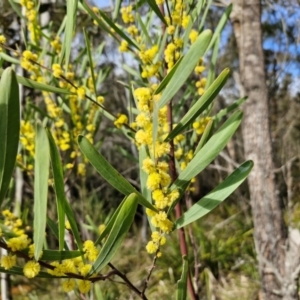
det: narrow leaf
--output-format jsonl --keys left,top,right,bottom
{"left": 0, "top": 68, "right": 20, "bottom": 207}
{"left": 165, "top": 68, "right": 230, "bottom": 142}
{"left": 174, "top": 161, "right": 253, "bottom": 229}
{"left": 154, "top": 56, "right": 183, "bottom": 95}
{"left": 63, "top": 0, "right": 77, "bottom": 69}
{"left": 145, "top": 0, "right": 167, "bottom": 25}
{"left": 94, "top": 197, "right": 127, "bottom": 246}
{"left": 78, "top": 135, "right": 157, "bottom": 211}
{"left": 205, "top": 4, "right": 232, "bottom": 54}
{"left": 34, "top": 123, "right": 50, "bottom": 260}
{"left": 176, "top": 256, "right": 189, "bottom": 300}
{"left": 171, "top": 111, "right": 243, "bottom": 192}
{"left": 89, "top": 193, "right": 138, "bottom": 274}
{"left": 47, "top": 130, "right": 83, "bottom": 252}
{"left": 158, "top": 30, "right": 212, "bottom": 109}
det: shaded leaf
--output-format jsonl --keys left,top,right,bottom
{"left": 0, "top": 68, "right": 20, "bottom": 207}
{"left": 78, "top": 136, "right": 157, "bottom": 211}
{"left": 89, "top": 193, "right": 138, "bottom": 275}
{"left": 176, "top": 256, "right": 189, "bottom": 300}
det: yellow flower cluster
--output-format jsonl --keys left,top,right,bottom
{"left": 20, "top": 0, "right": 41, "bottom": 43}
{"left": 133, "top": 87, "right": 179, "bottom": 254}
{"left": 50, "top": 36, "right": 62, "bottom": 54}
{"left": 121, "top": 5, "right": 134, "bottom": 24}
{"left": 189, "top": 29, "right": 198, "bottom": 44}
{"left": 114, "top": 114, "right": 128, "bottom": 129}
{"left": 0, "top": 210, "right": 41, "bottom": 278}
{"left": 21, "top": 50, "right": 41, "bottom": 79}
{"left": 139, "top": 45, "right": 161, "bottom": 78}
{"left": 0, "top": 35, "right": 6, "bottom": 52}
{"left": 20, "top": 120, "right": 35, "bottom": 171}
{"left": 193, "top": 116, "right": 211, "bottom": 136}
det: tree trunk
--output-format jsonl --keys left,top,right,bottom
{"left": 230, "top": 1, "right": 300, "bottom": 299}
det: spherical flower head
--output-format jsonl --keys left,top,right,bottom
{"left": 167, "top": 25, "right": 175, "bottom": 35}
{"left": 135, "top": 129, "right": 152, "bottom": 146}
{"left": 146, "top": 241, "right": 158, "bottom": 254}
{"left": 98, "top": 224, "right": 106, "bottom": 234}
{"left": 119, "top": 40, "right": 129, "bottom": 52}
{"left": 62, "top": 279, "right": 75, "bottom": 292}
{"left": 1, "top": 255, "right": 16, "bottom": 270}
{"left": 61, "top": 259, "right": 77, "bottom": 273}
{"left": 97, "top": 95, "right": 105, "bottom": 104}
{"left": 142, "top": 157, "right": 156, "bottom": 174}
{"left": 147, "top": 172, "right": 161, "bottom": 191}
{"left": 134, "top": 87, "right": 152, "bottom": 104}
{"left": 7, "top": 234, "right": 31, "bottom": 252}
{"left": 23, "top": 260, "right": 40, "bottom": 278}
{"left": 80, "top": 264, "right": 92, "bottom": 276}
{"left": 83, "top": 240, "right": 99, "bottom": 262}
{"left": 189, "top": 29, "right": 198, "bottom": 44}
{"left": 78, "top": 280, "right": 91, "bottom": 293}
{"left": 146, "top": 208, "right": 156, "bottom": 217}
{"left": 0, "top": 35, "right": 6, "bottom": 44}
{"left": 182, "top": 15, "right": 190, "bottom": 29}
{"left": 0, "top": 35, "right": 6, "bottom": 52}
{"left": 52, "top": 63, "right": 63, "bottom": 78}
{"left": 151, "top": 212, "right": 173, "bottom": 233}
{"left": 114, "top": 113, "right": 128, "bottom": 129}
{"left": 77, "top": 86, "right": 86, "bottom": 99}
{"left": 194, "top": 65, "right": 206, "bottom": 74}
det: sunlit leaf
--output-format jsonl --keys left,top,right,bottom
{"left": 34, "top": 123, "right": 50, "bottom": 260}
{"left": 158, "top": 30, "right": 212, "bottom": 109}
{"left": 89, "top": 193, "right": 138, "bottom": 275}
{"left": 174, "top": 161, "right": 253, "bottom": 229}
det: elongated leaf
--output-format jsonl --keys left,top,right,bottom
{"left": 40, "top": 250, "right": 82, "bottom": 261}
{"left": 154, "top": 56, "right": 183, "bottom": 95}
{"left": 139, "top": 146, "right": 155, "bottom": 231}
{"left": 94, "top": 197, "right": 127, "bottom": 246}
{"left": 0, "top": 53, "right": 20, "bottom": 64}
{"left": 174, "top": 161, "right": 253, "bottom": 229}
{"left": 158, "top": 30, "right": 212, "bottom": 109}
{"left": 0, "top": 68, "right": 19, "bottom": 207}
{"left": 63, "top": 0, "right": 77, "bottom": 69}
{"left": 83, "top": 29, "right": 97, "bottom": 95}
{"left": 137, "top": 13, "right": 152, "bottom": 45}
{"left": 0, "top": 267, "right": 65, "bottom": 278}
{"left": 206, "top": 34, "right": 220, "bottom": 89}
{"left": 81, "top": 0, "right": 139, "bottom": 50}
{"left": 205, "top": 4, "right": 232, "bottom": 54}
{"left": 34, "top": 123, "right": 50, "bottom": 260}
{"left": 214, "top": 97, "right": 247, "bottom": 126}
{"left": 78, "top": 135, "right": 157, "bottom": 211}
{"left": 113, "top": 0, "right": 122, "bottom": 21}
{"left": 171, "top": 111, "right": 243, "bottom": 192}
{"left": 89, "top": 193, "right": 138, "bottom": 275}
{"left": 145, "top": 0, "right": 167, "bottom": 25}
{"left": 5, "top": 72, "right": 70, "bottom": 94}
{"left": 47, "top": 217, "right": 69, "bottom": 250}
{"left": 176, "top": 256, "right": 189, "bottom": 300}
{"left": 165, "top": 68, "right": 230, "bottom": 142}
{"left": 47, "top": 130, "right": 83, "bottom": 252}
